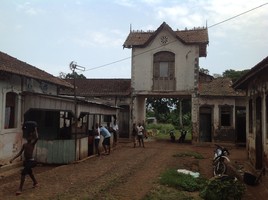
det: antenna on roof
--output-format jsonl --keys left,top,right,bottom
{"left": 69, "top": 61, "right": 85, "bottom": 72}
{"left": 206, "top": 20, "right": 208, "bottom": 28}
{"left": 130, "top": 23, "right": 132, "bottom": 32}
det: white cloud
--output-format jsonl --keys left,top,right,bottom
{"left": 16, "top": 2, "right": 44, "bottom": 16}
{"left": 72, "top": 30, "right": 125, "bottom": 48}
{"left": 114, "top": 0, "right": 136, "bottom": 7}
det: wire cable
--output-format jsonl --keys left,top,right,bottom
{"left": 208, "top": 2, "right": 268, "bottom": 28}
{"left": 84, "top": 2, "right": 268, "bottom": 72}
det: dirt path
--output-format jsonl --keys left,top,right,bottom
{"left": 0, "top": 139, "right": 263, "bottom": 200}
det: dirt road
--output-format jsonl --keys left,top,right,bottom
{"left": 0, "top": 139, "right": 264, "bottom": 200}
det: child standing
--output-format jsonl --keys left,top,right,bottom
{"left": 137, "top": 122, "right": 145, "bottom": 148}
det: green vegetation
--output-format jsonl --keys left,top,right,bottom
{"left": 159, "top": 169, "right": 206, "bottom": 192}
{"left": 200, "top": 176, "right": 246, "bottom": 200}
{"left": 173, "top": 152, "right": 204, "bottom": 159}
{"left": 143, "top": 185, "right": 202, "bottom": 200}
{"left": 144, "top": 167, "right": 245, "bottom": 200}
{"left": 146, "top": 97, "right": 191, "bottom": 128}
{"left": 147, "top": 123, "right": 175, "bottom": 134}
{"left": 146, "top": 123, "right": 192, "bottom": 141}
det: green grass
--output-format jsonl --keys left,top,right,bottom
{"left": 159, "top": 169, "right": 206, "bottom": 192}
{"left": 143, "top": 185, "right": 202, "bottom": 200}
{"left": 145, "top": 168, "right": 246, "bottom": 200}
{"left": 173, "top": 152, "right": 204, "bottom": 159}
{"left": 146, "top": 124, "right": 192, "bottom": 141}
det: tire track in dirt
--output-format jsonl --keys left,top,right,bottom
{"left": 0, "top": 140, "right": 213, "bottom": 200}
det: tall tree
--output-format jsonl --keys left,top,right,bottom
{"left": 222, "top": 69, "right": 249, "bottom": 82}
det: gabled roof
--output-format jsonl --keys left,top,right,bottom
{"left": 233, "top": 56, "right": 268, "bottom": 89}
{"left": 0, "top": 51, "right": 72, "bottom": 88}
{"left": 61, "top": 79, "right": 131, "bottom": 97}
{"left": 199, "top": 77, "right": 245, "bottom": 97}
{"left": 123, "top": 22, "right": 209, "bottom": 57}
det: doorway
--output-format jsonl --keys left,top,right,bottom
{"left": 235, "top": 107, "right": 246, "bottom": 143}
{"left": 119, "top": 105, "right": 130, "bottom": 138}
{"left": 199, "top": 107, "right": 212, "bottom": 142}
{"left": 255, "top": 96, "right": 263, "bottom": 169}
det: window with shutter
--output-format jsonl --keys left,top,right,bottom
{"left": 153, "top": 51, "right": 175, "bottom": 90}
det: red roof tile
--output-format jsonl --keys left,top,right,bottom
{"left": 123, "top": 22, "right": 209, "bottom": 57}
{"left": 199, "top": 77, "right": 245, "bottom": 97}
{"left": 0, "top": 51, "right": 72, "bottom": 88}
{"left": 61, "top": 79, "right": 131, "bottom": 97}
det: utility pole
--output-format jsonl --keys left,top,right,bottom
{"left": 69, "top": 61, "right": 85, "bottom": 160}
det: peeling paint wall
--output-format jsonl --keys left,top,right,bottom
{"left": 131, "top": 28, "right": 199, "bottom": 124}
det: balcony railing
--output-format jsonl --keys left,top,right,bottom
{"left": 153, "top": 78, "right": 176, "bottom": 91}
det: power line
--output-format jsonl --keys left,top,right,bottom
{"left": 208, "top": 3, "right": 268, "bottom": 28}
{"left": 83, "top": 2, "right": 268, "bottom": 72}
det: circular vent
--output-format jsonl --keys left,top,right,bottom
{"left": 160, "top": 35, "right": 169, "bottom": 44}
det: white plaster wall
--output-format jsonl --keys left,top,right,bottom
{"left": 24, "top": 77, "right": 58, "bottom": 95}
{"left": 132, "top": 29, "right": 199, "bottom": 93}
{"left": 0, "top": 74, "right": 59, "bottom": 164}
{"left": 0, "top": 76, "right": 23, "bottom": 164}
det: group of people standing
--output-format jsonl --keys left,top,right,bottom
{"left": 93, "top": 120, "right": 119, "bottom": 156}
{"left": 132, "top": 122, "right": 147, "bottom": 148}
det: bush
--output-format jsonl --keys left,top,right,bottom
{"left": 200, "top": 176, "right": 246, "bottom": 200}
{"left": 159, "top": 169, "right": 206, "bottom": 192}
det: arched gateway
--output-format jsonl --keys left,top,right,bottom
{"left": 123, "top": 22, "right": 209, "bottom": 142}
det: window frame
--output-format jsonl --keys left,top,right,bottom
{"left": 4, "top": 91, "right": 19, "bottom": 129}
{"left": 219, "top": 105, "right": 233, "bottom": 127}
{"left": 153, "top": 51, "right": 175, "bottom": 79}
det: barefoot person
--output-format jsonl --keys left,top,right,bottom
{"left": 10, "top": 124, "right": 39, "bottom": 195}
{"left": 100, "top": 125, "right": 111, "bottom": 155}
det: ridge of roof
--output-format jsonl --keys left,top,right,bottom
{"left": 233, "top": 56, "right": 268, "bottom": 89}
{"left": 0, "top": 51, "right": 72, "bottom": 88}
{"left": 123, "top": 22, "right": 208, "bottom": 57}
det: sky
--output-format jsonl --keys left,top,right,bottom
{"left": 1, "top": 0, "right": 268, "bottom": 78}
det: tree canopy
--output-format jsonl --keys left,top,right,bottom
{"left": 222, "top": 69, "right": 249, "bottom": 82}
{"left": 59, "top": 72, "right": 86, "bottom": 79}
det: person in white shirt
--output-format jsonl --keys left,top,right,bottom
{"left": 111, "top": 119, "right": 119, "bottom": 147}
{"left": 137, "top": 122, "right": 145, "bottom": 147}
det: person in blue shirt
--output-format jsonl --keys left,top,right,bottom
{"left": 100, "top": 126, "right": 111, "bottom": 155}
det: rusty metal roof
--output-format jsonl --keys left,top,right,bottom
{"left": 0, "top": 51, "right": 73, "bottom": 88}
